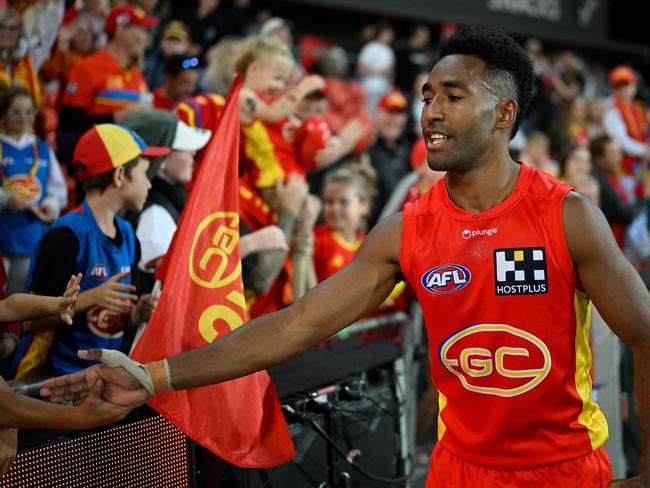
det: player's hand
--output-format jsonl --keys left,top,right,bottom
{"left": 59, "top": 273, "right": 82, "bottom": 325}
{"left": 89, "top": 271, "right": 137, "bottom": 314}
{"left": 41, "top": 349, "right": 152, "bottom": 408}
{"left": 0, "top": 427, "right": 17, "bottom": 477}
{"left": 71, "top": 378, "right": 133, "bottom": 429}
{"left": 131, "top": 293, "right": 158, "bottom": 324}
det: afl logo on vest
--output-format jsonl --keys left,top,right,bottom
{"left": 89, "top": 263, "right": 108, "bottom": 281}
{"left": 440, "top": 324, "right": 551, "bottom": 397}
{"left": 421, "top": 264, "right": 471, "bottom": 294}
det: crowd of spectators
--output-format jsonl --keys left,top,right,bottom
{"left": 0, "top": 0, "right": 648, "bottom": 478}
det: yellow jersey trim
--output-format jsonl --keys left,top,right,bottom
{"left": 574, "top": 291, "right": 609, "bottom": 449}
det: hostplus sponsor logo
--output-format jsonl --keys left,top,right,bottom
{"left": 462, "top": 227, "right": 498, "bottom": 240}
{"left": 494, "top": 247, "right": 548, "bottom": 296}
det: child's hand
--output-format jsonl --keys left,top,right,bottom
{"left": 295, "top": 194, "right": 322, "bottom": 231}
{"left": 31, "top": 203, "right": 57, "bottom": 223}
{"left": 314, "top": 136, "right": 344, "bottom": 167}
{"left": 89, "top": 271, "right": 137, "bottom": 314}
{"left": 60, "top": 273, "right": 82, "bottom": 325}
{"left": 6, "top": 194, "right": 28, "bottom": 213}
{"left": 295, "top": 75, "right": 325, "bottom": 100}
{"left": 276, "top": 174, "right": 308, "bottom": 215}
{"left": 131, "top": 293, "right": 158, "bottom": 324}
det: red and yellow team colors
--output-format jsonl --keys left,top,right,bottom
{"left": 400, "top": 163, "right": 612, "bottom": 486}
{"left": 62, "top": 48, "right": 148, "bottom": 116}
{"left": 176, "top": 93, "right": 225, "bottom": 187}
{"left": 0, "top": 53, "right": 41, "bottom": 106}
{"left": 131, "top": 76, "right": 294, "bottom": 468}
{"left": 240, "top": 115, "right": 305, "bottom": 189}
{"left": 239, "top": 179, "right": 293, "bottom": 318}
{"left": 313, "top": 224, "right": 364, "bottom": 282}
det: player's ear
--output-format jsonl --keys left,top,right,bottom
{"left": 495, "top": 99, "right": 518, "bottom": 131}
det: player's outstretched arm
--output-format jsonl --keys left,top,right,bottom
{"left": 563, "top": 192, "right": 650, "bottom": 485}
{"left": 42, "top": 214, "right": 404, "bottom": 404}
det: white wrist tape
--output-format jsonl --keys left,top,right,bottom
{"left": 99, "top": 349, "right": 155, "bottom": 396}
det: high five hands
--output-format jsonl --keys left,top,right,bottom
{"left": 40, "top": 349, "right": 153, "bottom": 409}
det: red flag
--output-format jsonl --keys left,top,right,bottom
{"left": 132, "top": 75, "right": 295, "bottom": 468}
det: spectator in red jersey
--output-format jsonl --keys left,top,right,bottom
{"left": 602, "top": 65, "right": 650, "bottom": 178}
{"left": 57, "top": 5, "right": 158, "bottom": 166}
{"left": 313, "top": 165, "right": 375, "bottom": 282}
{"left": 40, "top": 13, "right": 98, "bottom": 111}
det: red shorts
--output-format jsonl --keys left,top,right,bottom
{"left": 426, "top": 444, "right": 612, "bottom": 487}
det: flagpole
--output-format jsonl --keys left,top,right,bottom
{"left": 129, "top": 279, "right": 162, "bottom": 355}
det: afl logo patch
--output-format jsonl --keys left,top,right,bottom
{"left": 89, "top": 263, "right": 108, "bottom": 281}
{"left": 439, "top": 323, "right": 551, "bottom": 397}
{"left": 421, "top": 264, "right": 470, "bottom": 294}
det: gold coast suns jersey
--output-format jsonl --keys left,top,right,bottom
{"left": 400, "top": 162, "right": 608, "bottom": 469}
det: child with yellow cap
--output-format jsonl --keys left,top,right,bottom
{"left": 12, "top": 124, "right": 170, "bottom": 378}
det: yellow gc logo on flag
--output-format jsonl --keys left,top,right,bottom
{"left": 189, "top": 211, "right": 246, "bottom": 343}
{"left": 189, "top": 211, "right": 242, "bottom": 288}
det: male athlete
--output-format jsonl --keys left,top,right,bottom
{"left": 41, "top": 27, "right": 649, "bottom": 486}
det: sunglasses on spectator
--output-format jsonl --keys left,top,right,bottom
{"left": 181, "top": 57, "right": 199, "bottom": 69}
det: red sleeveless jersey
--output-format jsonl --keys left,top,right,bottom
{"left": 400, "top": 163, "right": 608, "bottom": 469}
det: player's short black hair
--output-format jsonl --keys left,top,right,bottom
{"left": 439, "top": 26, "right": 535, "bottom": 139}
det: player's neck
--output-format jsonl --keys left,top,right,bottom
{"left": 85, "top": 192, "right": 120, "bottom": 238}
{"left": 445, "top": 157, "right": 520, "bottom": 215}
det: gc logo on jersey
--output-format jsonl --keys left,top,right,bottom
{"left": 494, "top": 247, "right": 548, "bottom": 296}
{"left": 440, "top": 323, "right": 551, "bottom": 397}
{"left": 421, "top": 264, "right": 471, "bottom": 294}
